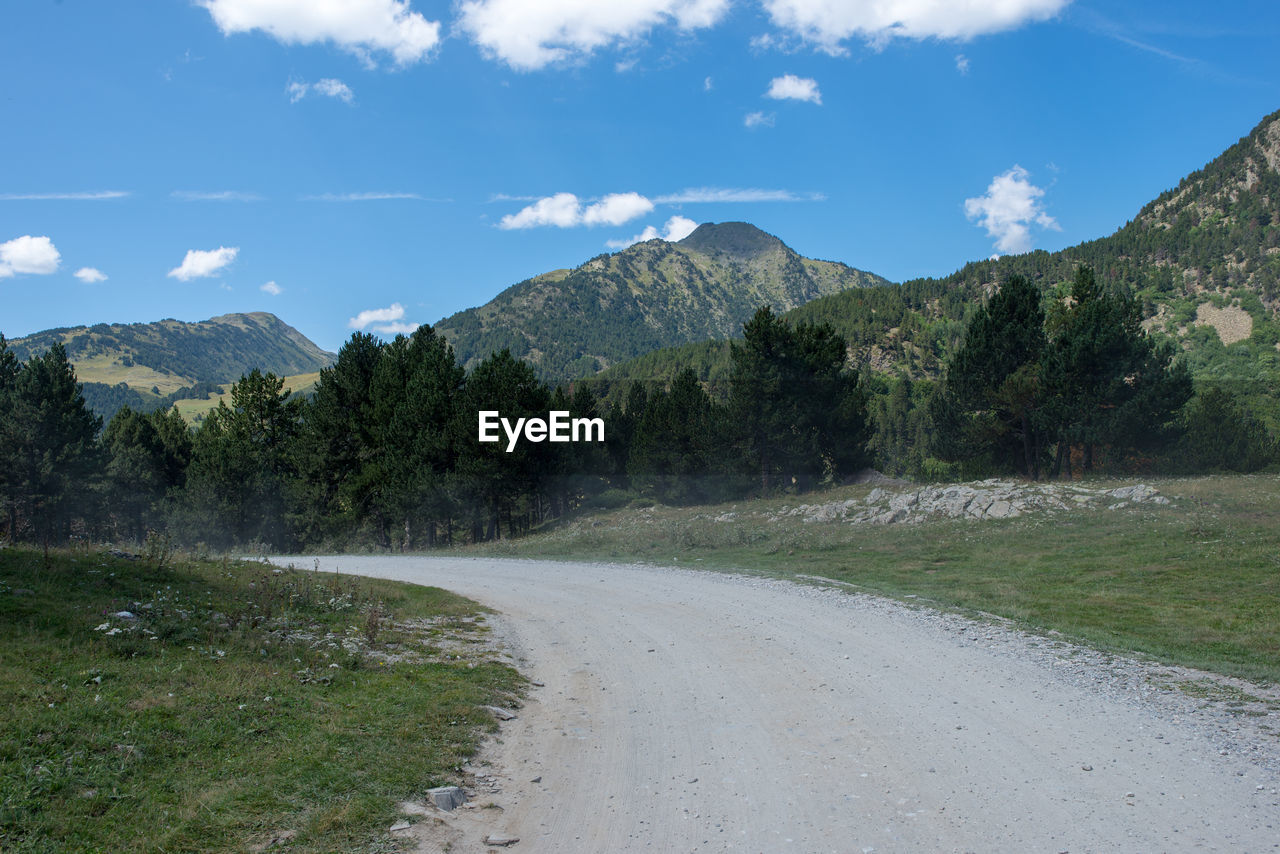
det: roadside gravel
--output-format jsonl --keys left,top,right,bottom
{"left": 274, "top": 556, "right": 1280, "bottom": 853}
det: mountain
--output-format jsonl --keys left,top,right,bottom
{"left": 589, "top": 108, "right": 1280, "bottom": 412}
{"left": 433, "top": 222, "right": 891, "bottom": 384}
{"left": 7, "top": 312, "right": 335, "bottom": 421}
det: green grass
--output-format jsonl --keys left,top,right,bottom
{"left": 467, "top": 475, "right": 1280, "bottom": 683}
{"left": 0, "top": 547, "right": 522, "bottom": 853}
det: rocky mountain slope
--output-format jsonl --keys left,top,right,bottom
{"left": 592, "top": 108, "right": 1280, "bottom": 405}
{"left": 433, "top": 222, "right": 890, "bottom": 383}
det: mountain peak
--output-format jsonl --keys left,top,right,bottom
{"left": 678, "top": 222, "right": 787, "bottom": 259}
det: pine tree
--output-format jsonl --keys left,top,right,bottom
{"left": 292, "top": 332, "right": 384, "bottom": 544}
{"left": 181, "top": 370, "right": 301, "bottom": 548}
{"left": 729, "top": 307, "right": 867, "bottom": 493}
{"left": 5, "top": 343, "right": 103, "bottom": 542}
{"left": 936, "top": 275, "right": 1050, "bottom": 478}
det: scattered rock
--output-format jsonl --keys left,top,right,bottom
{"left": 1082, "top": 765, "right": 1093, "bottom": 772}
{"left": 427, "top": 785, "right": 468, "bottom": 811}
{"left": 389, "top": 820, "right": 412, "bottom": 833}
{"left": 530, "top": 776, "right": 542, "bottom": 783}
{"left": 758, "top": 480, "right": 1172, "bottom": 527}
{"left": 484, "top": 833, "right": 520, "bottom": 846}
{"left": 485, "top": 705, "right": 517, "bottom": 721}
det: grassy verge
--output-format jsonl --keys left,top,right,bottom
{"left": 0, "top": 546, "right": 522, "bottom": 853}
{"left": 468, "top": 475, "right": 1280, "bottom": 684}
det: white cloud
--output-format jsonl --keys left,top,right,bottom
{"left": 606, "top": 215, "right": 700, "bottom": 249}
{"left": 500, "top": 193, "right": 583, "bottom": 229}
{"left": 372, "top": 320, "right": 420, "bottom": 335}
{"left": 955, "top": 53, "right": 970, "bottom": 74}
{"left": 260, "top": 280, "right": 283, "bottom": 295}
{"left": 0, "top": 235, "right": 61, "bottom": 278}
{"left": 765, "top": 73, "right": 822, "bottom": 104}
{"left": 744, "top": 110, "right": 775, "bottom": 128}
{"left": 200, "top": 0, "right": 440, "bottom": 66}
{"left": 499, "top": 192, "right": 654, "bottom": 230}
{"left": 349, "top": 302, "right": 406, "bottom": 329}
{"left": 167, "top": 246, "right": 239, "bottom": 281}
{"left": 654, "top": 187, "right": 824, "bottom": 203}
{"left": 458, "top": 0, "right": 729, "bottom": 70}
{"left": 581, "top": 192, "right": 655, "bottom": 226}
{"left": 172, "top": 190, "right": 263, "bottom": 201}
{"left": 287, "top": 77, "right": 355, "bottom": 104}
{"left": 0, "top": 191, "right": 128, "bottom": 201}
{"left": 74, "top": 267, "right": 107, "bottom": 283}
{"left": 704, "top": 75, "right": 714, "bottom": 91}
{"left": 762, "top": 0, "right": 1070, "bottom": 54}
{"left": 963, "top": 165, "right": 1059, "bottom": 255}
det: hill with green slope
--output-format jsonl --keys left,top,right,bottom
{"left": 7, "top": 312, "right": 334, "bottom": 421}
{"left": 589, "top": 108, "right": 1280, "bottom": 418}
{"left": 433, "top": 222, "right": 890, "bottom": 384}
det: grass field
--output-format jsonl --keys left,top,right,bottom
{"left": 171, "top": 371, "right": 323, "bottom": 424}
{"left": 469, "top": 475, "right": 1280, "bottom": 684}
{"left": 0, "top": 546, "right": 522, "bottom": 853}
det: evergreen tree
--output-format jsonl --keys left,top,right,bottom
{"left": 368, "top": 326, "right": 464, "bottom": 549}
{"left": 4, "top": 343, "right": 102, "bottom": 542}
{"left": 181, "top": 370, "right": 302, "bottom": 549}
{"left": 292, "top": 332, "right": 384, "bottom": 544}
{"left": 0, "top": 335, "right": 19, "bottom": 539}
{"left": 1176, "top": 385, "right": 1275, "bottom": 472}
{"left": 628, "top": 368, "right": 733, "bottom": 504}
{"left": 452, "top": 350, "right": 551, "bottom": 540}
{"left": 729, "top": 307, "right": 867, "bottom": 493}
{"left": 1044, "top": 267, "right": 1191, "bottom": 473}
{"left": 935, "top": 275, "right": 1050, "bottom": 478}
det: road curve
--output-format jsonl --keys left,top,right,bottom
{"left": 279, "top": 556, "right": 1279, "bottom": 853}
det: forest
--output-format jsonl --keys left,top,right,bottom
{"left": 1, "top": 268, "right": 1275, "bottom": 552}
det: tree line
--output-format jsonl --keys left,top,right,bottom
{"left": 2, "top": 267, "right": 1274, "bottom": 550}
{"left": 0, "top": 306, "right": 867, "bottom": 550}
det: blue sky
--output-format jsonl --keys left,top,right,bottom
{"left": 3, "top": 0, "right": 1279, "bottom": 352}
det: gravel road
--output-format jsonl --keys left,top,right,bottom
{"left": 281, "top": 556, "right": 1280, "bottom": 853}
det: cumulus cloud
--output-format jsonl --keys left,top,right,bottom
{"left": 371, "top": 320, "right": 420, "bottom": 335}
{"left": 458, "top": 0, "right": 729, "bottom": 70}
{"left": 260, "top": 280, "right": 282, "bottom": 295}
{"left": 581, "top": 192, "right": 655, "bottom": 226}
{"left": 765, "top": 74, "right": 822, "bottom": 104}
{"left": 955, "top": 53, "right": 970, "bottom": 74}
{"left": 0, "top": 235, "right": 61, "bottom": 278}
{"left": 74, "top": 267, "right": 108, "bottom": 283}
{"left": 348, "top": 302, "right": 418, "bottom": 335}
{"left": 200, "top": 0, "right": 440, "bottom": 66}
{"left": 606, "top": 215, "right": 700, "bottom": 249}
{"left": 167, "top": 246, "right": 238, "bottom": 281}
{"left": 963, "top": 165, "right": 1059, "bottom": 255}
{"left": 499, "top": 192, "right": 654, "bottom": 230}
{"left": 762, "top": 0, "right": 1069, "bottom": 53}
{"left": 287, "top": 78, "right": 355, "bottom": 104}
{"left": 0, "top": 191, "right": 128, "bottom": 201}
{"left": 744, "top": 110, "right": 775, "bottom": 128}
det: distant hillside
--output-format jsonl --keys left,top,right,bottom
{"left": 8, "top": 312, "right": 334, "bottom": 422}
{"left": 589, "top": 108, "right": 1280, "bottom": 414}
{"left": 434, "top": 222, "right": 890, "bottom": 384}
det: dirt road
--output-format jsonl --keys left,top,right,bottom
{"left": 285, "top": 556, "right": 1279, "bottom": 852}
